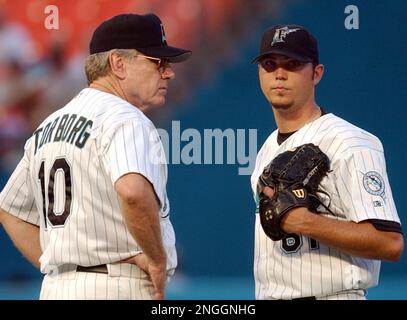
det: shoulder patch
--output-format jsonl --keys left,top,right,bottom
{"left": 362, "top": 171, "right": 385, "bottom": 197}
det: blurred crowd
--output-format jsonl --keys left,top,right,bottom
{"left": 0, "top": 0, "right": 280, "bottom": 178}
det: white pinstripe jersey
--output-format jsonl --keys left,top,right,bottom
{"left": 251, "top": 113, "right": 401, "bottom": 299}
{"left": 0, "top": 88, "right": 176, "bottom": 275}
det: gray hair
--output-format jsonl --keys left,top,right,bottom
{"left": 84, "top": 49, "right": 137, "bottom": 85}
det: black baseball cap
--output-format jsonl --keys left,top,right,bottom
{"left": 251, "top": 24, "right": 319, "bottom": 64}
{"left": 90, "top": 13, "right": 192, "bottom": 63}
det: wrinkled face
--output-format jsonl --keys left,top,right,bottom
{"left": 258, "top": 54, "right": 322, "bottom": 112}
{"left": 121, "top": 54, "right": 175, "bottom": 110}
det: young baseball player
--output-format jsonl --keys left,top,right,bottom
{"left": 251, "top": 25, "right": 404, "bottom": 300}
{"left": 0, "top": 13, "right": 191, "bottom": 300}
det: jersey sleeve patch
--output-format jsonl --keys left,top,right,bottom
{"left": 362, "top": 171, "right": 385, "bottom": 198}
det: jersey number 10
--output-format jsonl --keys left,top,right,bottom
{"left": 38, "top": 158, "right": 72, "bottom": 229}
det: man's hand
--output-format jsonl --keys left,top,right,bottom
{"left": 261, "top": 186, "right": 308, "bottom": 235}
{"left": 123, "top": 253, "right": 167, "bottom": 300}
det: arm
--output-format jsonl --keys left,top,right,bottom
{"left": 115, "top": 173, "right": 166, "bottom": 300}
{"left": 282, "top": 207, "right": 404, "bottom": 261}
{"left": 0, "top": 208, "right": 42, "bottom": 268}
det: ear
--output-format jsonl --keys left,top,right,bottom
{"left": 108, "top": 51, "right": 127, "bottom": 80}
{"left": 313, "top": 64, "right": 324, "bottom": 86}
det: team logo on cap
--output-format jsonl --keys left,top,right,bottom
{"left": 160, "top": 24, "right": 167, "bottom": 43}
{"left": 271, "top": 26, "right": 300, "bottom": 46}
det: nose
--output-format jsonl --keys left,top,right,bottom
{"left": 274, "top": 66, "right": 287, "bottom": 80}
{"left": 162, "top": 65, "right": 175, "bottom": 80}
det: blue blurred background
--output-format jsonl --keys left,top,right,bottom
{"left": 1, "top": 0, "right": 406, "bottom": 299}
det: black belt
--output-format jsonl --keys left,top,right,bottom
{"left": 291, "top": 296, "right": 316, "bottom": 300}
{"left": 76, "top": 264, "right": 108, "bottom": 274}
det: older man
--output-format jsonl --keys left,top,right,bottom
{"left": 0, "top": 13, "right": 191, "bottom": 300}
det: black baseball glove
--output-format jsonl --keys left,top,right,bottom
{"left": 257, "top": 143, "right": 331, "bottom": 241}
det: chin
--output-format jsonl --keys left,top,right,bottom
{"left": 146, "top": 99, "right": 166, "bottom": 111}
{"left": 154, "top": 98, "right": 166, "bottom": 108}
{"left": 271, "top": 102, "right": 293, "bottom": 110}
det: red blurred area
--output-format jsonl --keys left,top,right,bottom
{"left": 1, "top": 0, "right": 241, "bottom": 58}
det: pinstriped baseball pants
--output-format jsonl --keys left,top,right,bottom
{"left": 39, "top": 263, "right": 155, "bottom": 300}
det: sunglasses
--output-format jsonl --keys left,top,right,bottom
{"left": 135, "top": 54, "right": 171, "bottom": 73}
{"left": 259, "top": 58, "right": 310, "bottom": 72}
